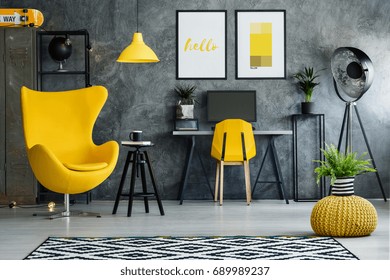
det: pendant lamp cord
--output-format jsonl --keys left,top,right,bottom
{"left": 136, "top": 0, "right": 139, "bottom": 32}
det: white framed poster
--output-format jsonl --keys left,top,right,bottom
{"left": 236, "top": 10, "right": 286, "bottom": 79}
{"left": 176, "top": 10, "right": 227, "bottom": 80}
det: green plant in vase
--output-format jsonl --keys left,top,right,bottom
{"left": 174, "top": 84, "right": 198, "bottom": 119}
{"left": 174, "top": 84, "right": 197, "bottom": 105}
{"left": 313, "top": 143, "right": 376, "bottom": 186}
{"left": 293, "top": 67, "right": 324, "bottom": 114}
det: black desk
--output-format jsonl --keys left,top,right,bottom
{"left": 173, "top": 130, "right": 292, "bottom": 205}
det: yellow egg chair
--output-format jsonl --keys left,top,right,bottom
{"left": 211, "top": 119, "right": 256, "bottom": 205}
{"left": 21, "top": 86, "right": 119, "bottom": 218}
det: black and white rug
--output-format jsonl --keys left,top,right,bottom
{"left": 24, "top": 236, "right": 358, "bottom": 260}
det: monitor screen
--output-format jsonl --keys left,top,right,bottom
{"left": 207, "top": 90, "right": 257, "bottom": 122}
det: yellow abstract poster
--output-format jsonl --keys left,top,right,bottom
{"left": 250, "top": 22, "right": 272, "bottom": 68}
{"left": 236, "top": 10, "right": 285, "bottom": 79}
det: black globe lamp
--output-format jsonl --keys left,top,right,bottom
{"left": 48, "top": 35, "right": 72, "bottom": 71}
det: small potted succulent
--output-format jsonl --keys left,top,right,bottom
{"left": 293, "top": 67, "right": 324, "bottom": 114}
{"left": 174, "top": 84, "right": 198, "bottom": 119}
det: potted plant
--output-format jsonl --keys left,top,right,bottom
{"left": 314, "top": 143, "right": 376, "bottom": 189}
{"left": 310, "top": 144, "right": 378, "bottom": 237}
{"left": 293, "top": 67, "right": 323, "bottom": 114}
{"left": 174, "top": 84, "right": 198, "bottom": 119}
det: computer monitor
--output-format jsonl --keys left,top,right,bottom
{"left": 207, "top": 90, "right": 257, "bottom": 122}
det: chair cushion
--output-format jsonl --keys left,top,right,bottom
{"left": 63, "top": 162, "right": 108, "bottom": 171}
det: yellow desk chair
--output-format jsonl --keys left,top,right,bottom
{"left": 211, "top": 119, "right": 256, "bottom": 205}
{"left": 21, "top": 86, "right": 119, "bottom": 218}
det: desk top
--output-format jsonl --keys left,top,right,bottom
{"left": 172, "top": 130, "right": 292, "bottom": 136}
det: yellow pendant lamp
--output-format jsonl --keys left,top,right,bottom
{"left": 117, "top": 0, "right": 159, "bottom": 63}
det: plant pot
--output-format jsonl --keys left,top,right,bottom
{"left": 301, "top": 102, "right": 314, "bottom": 114}
{"left": 331, "top": 176, "right": 355, "bottom": 196}
{"left": 176, "top": 104, "right": 194, "bottom": 119}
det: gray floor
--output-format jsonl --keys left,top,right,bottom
{"left": 0, "top": 199, "right": 388, "bottom": 260}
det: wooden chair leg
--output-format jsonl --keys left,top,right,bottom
{"left": 214, "top": 161, "right": 220, "bottom": 202}
{"left": 219, "top": 161, "right": 224, "bottom": 206}
{"left": 244, "top": 161, "right": 251, "bottom": 205}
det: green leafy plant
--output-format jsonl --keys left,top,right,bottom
{"left": 293, "top": 67, "right": 324, "bottom": 102}
{"left": 174, "top": 84, "right": 198, "bottom": 105}
{"left": 313, "top": 144, "right": 376, "bottom": 186}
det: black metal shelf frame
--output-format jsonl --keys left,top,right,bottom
{"left": 36, "top": 29, "right": 91, "bottom": 90}
{"left": 292, "top": 114, "right": 326, "bottom": 202}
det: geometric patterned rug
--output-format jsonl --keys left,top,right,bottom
{"left": 24, "top": 236, "right": 359, "bottom": 260}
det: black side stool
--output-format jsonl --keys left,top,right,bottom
{"left": 112, "top": 142, "right": 164, "bottom": 217}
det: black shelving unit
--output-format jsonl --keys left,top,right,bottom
{"left": 292, "top": 114, "right": 326, "bottom": 202}
{"left": 35, "top": 30, "right": 92, "bottom": 203}
{"left": 36, "top": 29, "right": 91, "bottom": 90}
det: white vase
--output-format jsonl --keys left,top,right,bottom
{"left": 176, "top": 103, "right": 194, "bottom": 119}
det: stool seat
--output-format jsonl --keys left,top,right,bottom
{"left": 112, "top": 143, "right": 164, "bottom": 217}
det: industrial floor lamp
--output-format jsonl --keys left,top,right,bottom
{"left": 330, "top": 47, "right": 387, "bottom": 201}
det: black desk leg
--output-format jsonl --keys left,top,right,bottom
{"left": 144, "top": 151, "right": 165, "bottom": 215}
{"left": 127, "top": 150, "right": 137, "bottom": 217}
{"left": 178, "top": 136, "right": 195, "bottom": 205}
{"left": 196, "top": 148, "right": 214, "bottom": 200}
{"left": 112, "top": 151, "right": 132, "bottom": 214}
{"left": 252, "top": 139, "right": 271, "bottom": 196}
{"left": 270, "top": 137, "right": 289, "bottom": 204}
{"left": 252, "top": 137, "right": 289, "bottom": 204}
{"left": 140, "top": 153, "right": 150, "bottom": 213}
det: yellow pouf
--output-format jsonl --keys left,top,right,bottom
{"left": 311, "top": 195, "right": 378, "bottom": 237}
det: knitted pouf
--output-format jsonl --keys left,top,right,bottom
{"left": 311, "top": 177, "right": 377, "bottom": 237}
{"left": 311, "top": 195, "right": 378, "bottom": 237}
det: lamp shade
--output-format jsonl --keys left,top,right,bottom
{"left": 117, "top": 33, "right": 159, "bottom": 63}
{"left": 331, "top": 47, "right": 374, "bottom": 102}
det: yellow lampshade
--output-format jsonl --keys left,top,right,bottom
{"left": 117, "top": 32, "right": 159, "bottom": 63}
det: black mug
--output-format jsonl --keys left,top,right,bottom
{"left": 129, "top": 130, "right": 142, "bottom": 141}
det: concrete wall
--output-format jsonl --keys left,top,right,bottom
{"left": 2, "top": 0, "right": 389, "bottom": 200}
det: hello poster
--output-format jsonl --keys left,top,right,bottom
{"left": 176, "top": 10, "right": 227, "bottom": 79}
